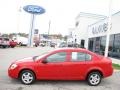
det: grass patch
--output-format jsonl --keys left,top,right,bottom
{"left": 112, "top": 63, "right": 120, "bottom": 70}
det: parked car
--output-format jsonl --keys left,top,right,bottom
{"left": 0, "top": 37, "right": 10, "bottom": 48}
{"left": 40, "top": 42, "right": 46, "bottom": 47}
{"left": 50, "top": 42, "right": 56, "bottom": 47}
{"left": 8, "top": 48, "right": 113, "bottom": 86}
{"left": 58, "top": 42, "right": 67, "bottom": 48}
{"left": 17, "top": 37, "right": 28, "bottom": 46}
{"left": 0, "top": 37, "right": 17, "bottom": 48}
{"left": 108, "top": 51, "right": 120, "bottom": 58}
{"left": 9, "top": 40, "right": 18, "bottom": 48}
{"left": 67, "top": 42, "right": 73, "bottom": 47}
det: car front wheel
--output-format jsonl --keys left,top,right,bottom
{"left": 87, "top": 72, "right": 102, "bottom": 86}
{"left": 20, "top": 70, "right": 35, "bottom": 85}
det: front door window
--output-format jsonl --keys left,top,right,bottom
{"left": 46, "top": 52, "right": 66, "bottom": 63}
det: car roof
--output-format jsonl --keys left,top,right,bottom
{"left": 0, "top": 37, "right": 9, "bottom": 39}
{"left": 54, "top": 47, "right": 89, "bottom": 52}
{"left": 52, "top": 48, "right": 97, "bottom": 56}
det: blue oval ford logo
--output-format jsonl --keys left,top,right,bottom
{"left": 23, "top": 5, "right": 45, "bottom": 14}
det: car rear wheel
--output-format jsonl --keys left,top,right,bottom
{"left": 20, "top": 70, "right": 35, "bottom": 85}
{"left": 19, "top": 42, "right": 22, "bottom": 46}
{"left": 87, "top": 72, "right": 102, "bottom": 86}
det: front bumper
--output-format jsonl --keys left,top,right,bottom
{"left": 8, "top": 67, "right": 19, "bottom": 79}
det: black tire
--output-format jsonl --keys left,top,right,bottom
{"left": 11, "top": 46, "right": 15, "bottom": 48}
{"left": 19, "top": 42, "right": 22, "bottom": 46}
{"left": 35, "top": 44, "right": 38, "bottom": 47}
{"left": 2, "top": 45, "right": 7, "bottom": 48}
{"left": 87, "top": 72, "right": 102, "bottom": 86}
{"left": 19, "top": 70, "right": 36, "bottom": 85}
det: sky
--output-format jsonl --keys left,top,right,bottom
{"left": 0, "top": 0, "right": 120, "bottom": 35}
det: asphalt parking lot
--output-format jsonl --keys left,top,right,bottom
{"left": 0, "top": 47, "right": 120, "bottom": 90}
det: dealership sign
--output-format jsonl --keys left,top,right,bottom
{"left": 34, "top": 29, "right": 39, "bottom": 34}
{"left": 23, "top": 5, "right": 45, "bottom": 47}
{"left": 23, "top": 5, "right": 45, "bottom": 14}
{"left": 92, "top": 23, "right": 108, "bottom": 34}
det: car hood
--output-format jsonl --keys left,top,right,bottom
{"left": 15, "top": 57, "right": 34, "bottom": 63}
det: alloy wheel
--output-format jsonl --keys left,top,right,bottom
{"left": 87, "top": 72, "right": 102, "bottom": 86}
{"left": 20, "top": 70, "right": 35, "bottom": 85}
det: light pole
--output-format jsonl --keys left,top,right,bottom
{"left": 105, "top": 0, "right": 112, "bottom": 57}
{"left": 48, "top": 20, "right": 51, "bottom": 36}
{"left": 47, "top": 20, "right": 51, "bottom": 46}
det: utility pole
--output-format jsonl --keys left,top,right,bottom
{"left": 105, "top": 0, "right": 112, "bottom": 57}
{"left": 48, "top": 20, "right": 51, "bottom": 36}
{"left": 47, "top": 20, "right": 51, "bottom": 46}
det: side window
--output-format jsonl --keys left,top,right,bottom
{"left": 46, "top": 52, "right": 66, "bottom": 63}
{"left": 85, "top": 54, "right": 91, "bottom": 60}
{"left": 77, "top": 52, "right": 86, "bottom": 60}
{"left": 71, "top": 52, "right": 91, "bottom": 62}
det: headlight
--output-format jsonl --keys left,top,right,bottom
{"left": 10, "top": 64, "right": 18, "bottom": 70}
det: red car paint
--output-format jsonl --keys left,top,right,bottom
{"left": 9, "top": 40, "right": 17, "bottom": 48}
{"left": 8, "top": 48, "right": 113, "bottom": 81}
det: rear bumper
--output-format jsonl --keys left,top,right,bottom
{"left": 104, "top": 67, "right": 113, "bottom": 78}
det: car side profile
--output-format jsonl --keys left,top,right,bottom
{"left": 8, "top": 48, "right": 113, "bottom": 86}
{"left": 0, "top": 37, "right": 17, "bottom": 48}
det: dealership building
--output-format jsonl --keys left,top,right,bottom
{"left": 68, "top": 11, "right": 120, "bottom": 59}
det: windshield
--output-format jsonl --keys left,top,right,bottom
{"left": 34, "top": 51, "right": 50, "bottom": 61}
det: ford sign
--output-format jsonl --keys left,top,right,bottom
{"left": 23, "top": 5, "right": 45, "bottom": 14}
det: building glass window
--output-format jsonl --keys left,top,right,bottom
{"left": 109, "top": 35, "right": 114, "bottom": 52}
{"left": 88, "top": 38, "right": 94, "bottom": 51}
{"left": 100, "top": 36, "right": 106, "bottom": 55}
{"left": 94, "top": 37, "right": 100, "bottom": 54}
{"left": 81, "top": 39, "right": 85, "bottom": 48}
{"left": 109, "top": 34, "right": 120, "bottom": 59}
{"left": 88, "top": 33, "right": 120, "bottom": 59}
{"left": 88, "top": 36, "right": 106, "bottom": 55}
{"left": 108, "top": 35, "right": 114, "bottom": 57}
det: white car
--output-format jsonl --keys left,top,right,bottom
{"left": 0, "top": 37, "right": 10, "bottom": 48}
{"left": 17, "top": 37, "right": 28, "bottom": 46}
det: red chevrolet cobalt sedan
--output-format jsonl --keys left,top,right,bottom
{"left": 8, "top": 48, "right": 113, "bottom": 86}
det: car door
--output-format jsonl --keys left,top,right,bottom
{"left": 37, "top": 51, "right": 68, "bottom": 80}
{"left": 65, "top": 51, "right": 92, "bottom": 80}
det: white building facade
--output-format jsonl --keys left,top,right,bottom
{"left": 68, "top": 12, "right": 106, "bottom": 47}
{"left": 69, "top": 11, "right": 120, "bottom": 59}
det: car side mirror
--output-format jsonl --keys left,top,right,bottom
{"left": 42, "top": 60, "right": 48, "bottom": 64}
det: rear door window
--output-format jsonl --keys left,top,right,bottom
{"left": 71, "top": 52, "right": 91, "bottom": 62}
